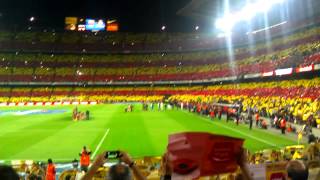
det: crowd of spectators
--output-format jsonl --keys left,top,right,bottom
{"left": 0, "top": 137, "right": 319, "bottom": 180}
{"left": 168, "top": 79, "right": 320, "bottom": 127}
{"left": 0, "top": 19, "right": 319, "bottom": 53}
{"left": 1, "top": 77, "right": 318, "bottom": 126}
{"left": 0, "top": 25, "right": 319, "bottom": 83}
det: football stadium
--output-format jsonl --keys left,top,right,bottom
{"left": 0, "top": 0, "right": 320, "bottom": 179}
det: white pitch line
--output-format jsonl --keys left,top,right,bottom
{"left": 213, "top": 121, "right": 278, "bottom": 147}
{"left": 181, "top": 111, "right": 278, "bottom": 147}
{"left": 92, "top": 128, "right": 110, "bottom": 159}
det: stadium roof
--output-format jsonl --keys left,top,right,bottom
{"left": 1, "top": 0, "right": 320, "bottom": 33}
{"left": 0, "top": 0, "right": 196, "bottom": 32}
{"left": 177, "top": 0, "right": 320, "bottom": 33}
{"left": 177, "top": 0, "right": 244, "bottom": 20}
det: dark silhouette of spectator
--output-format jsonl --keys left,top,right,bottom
{"left": 85, "top": 110, "right": 90, "bottom": 120}
{"left": 286, "top": 160, "right": 308, "bottom": 180}
{"left": 0, "top": 165, "right": 19, "bottom": 180}
{"left": 248, "top": 111, "right": 253, "bottom": 130}
{"left": 308, "top": 134, "right": 316, "bottom": 144}
{"left": 108, "top": 164, "right": 131, "bottom": 180}
{"left": 81, "top": 151, "right": 146, "bottom": 180}
{"left": 72, "top": 159, "right": 79, "bottom": 169}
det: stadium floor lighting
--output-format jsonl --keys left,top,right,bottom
{"left": 215, "top": 0, "right": 286, "bottom": 32}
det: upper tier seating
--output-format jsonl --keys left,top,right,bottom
{"left": 0, "top": 25, "right": 319, "bottom": 83}
{"left": 0, "top": 18, "right": 319, "bottom": 53}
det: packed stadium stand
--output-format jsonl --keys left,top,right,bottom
{"left": 0, "top": 15, "right": 320, "bottom": 180}
{"left": 0, "top": 21, "right": 319, "bottom": 124}
{"left": 0, "top": 23, "right": 319, "bottom": 83}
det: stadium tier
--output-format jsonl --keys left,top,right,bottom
{"left": 0, "top": 26, "right": 319, "bottom": 83}
{"left": 0, "top": 17, "right": 319, "bottom": 53}
{"left": 1, "top": 78, "right": 319, "bottom": 126}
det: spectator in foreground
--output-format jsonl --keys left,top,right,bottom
{"left": 286, "top": 160, "right": 308, "bottom": 180}
{"left": 46, "top": 159, "right": 56, "bottom": 180}
{"left": 81, "top": 151, "right": 146, "bottom": 180}
{"left": 0, "top": 165, "right": 19, "bottom": 180}
{"left": 159, "top": 152, "right": 172, "bottom": 180}
{"left": 237, "top": 148, "right": 253, "bottom": 180}
{"left": 79, "top": 146, "right": 91, "bottom": 172}
{"left": 28, "top": 162, "right": 45, "bottom": 180}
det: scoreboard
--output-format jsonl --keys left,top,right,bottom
{"left": 65, "top": 17, "right": 119, "bottom": 32}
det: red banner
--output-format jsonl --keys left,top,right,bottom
{"left": 167, "top": 132, "right": 244, "bottom": 179}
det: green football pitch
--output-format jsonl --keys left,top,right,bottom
{"left": 0, "top": 104, "right": 298, "bottom": 163}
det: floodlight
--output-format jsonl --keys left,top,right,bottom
{"left": 215, "top": 0, "right": 286, "bottom": 31}
{"left": 215, "top": 15, "right": 234, "bottom": 32}
{"left": 29, "top": 17, "right": 35, "bottom": 22}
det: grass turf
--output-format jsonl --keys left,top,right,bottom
{"left": 0, "top": 104, "right": 298, "bottom": 162}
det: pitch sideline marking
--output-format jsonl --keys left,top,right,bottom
{"left": 181, "top": 111, "right": 278, "bottom": 147}
{"left": 92, "top": 128, "right": 110, "bottom": 159}
{"left": 213, "top": 121, "right": 278, "bottom": 147}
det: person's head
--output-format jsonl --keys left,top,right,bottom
{"left": 308, "top": 134, "right": 316, "bottom": 144}
{"left": 108, "top": 163, "right": 132, "bottom": 180}
{"left": 48, "top": 158, "right": 53, "bottom": 164}
{"left": 65, "top": 174, "right": 72, "bottom": 180}
{"left": 0, "top": 165, "right": 19, "bottom": 180}
{"left": 286, "top": 160, "right": 308, "bottom": 180}
{"left": 72, "top": 159, "right": 79, "bottom": 169}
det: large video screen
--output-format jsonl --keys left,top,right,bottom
{"left": 85, "top": 19, "right": 106, "bottom": 31}
{"left": 65, "top": 17, "right": 118, "bottom": 32}
{"left": 106, "top": 19, "right": 119, "bottom": 32}
{"left": 65, "top": 17, "right": 78, "bottom": 31}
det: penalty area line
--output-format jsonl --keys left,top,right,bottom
{"left": 92, "top": 128, "right": 110, "bottom": 159}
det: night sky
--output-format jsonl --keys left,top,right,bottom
{"left": 0, "top": 0, "right": 318, "bottom": 33}
{"left": 0, "top": 0, "right": 202, "bottom": 32}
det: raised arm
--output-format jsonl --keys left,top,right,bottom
{"left": 81, "top": 152, "right": 106, "bottom": 180}
{"left": 237, "top": 148, "right": 253, "bottom": 180}
{"left": 120, "top": 151, "right": 146, "bottom": 180}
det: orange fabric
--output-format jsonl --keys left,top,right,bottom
{"left": 80, "top": 151, "right": 90, "bottom": 166}
{"left": 46, "top": 164, "right": 55, "bottom": 180}
{"left": 280, "top": 119, "right": 286, "bottom": 128}
{"left": 210, "top": 111, "right": 215, "bottom": 117}
{"left": 202, "top": 105, "right": 207, "bottom": 110}
{"left": 197, "top": 104, "right": 201, "bottom": 112}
